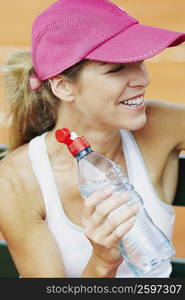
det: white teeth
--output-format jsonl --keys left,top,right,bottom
{"left": 122, "top": 96, "right": 143, "bottom": 106}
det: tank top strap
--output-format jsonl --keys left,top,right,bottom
{"left": 120, "top": 129, "right": 175, "bottom": 239}
{"left": 28, "top": 132, "right": 63, "bottom": 219}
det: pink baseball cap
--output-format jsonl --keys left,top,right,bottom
{"left": 31, "top": 0, "right": 185, "bottom": 80}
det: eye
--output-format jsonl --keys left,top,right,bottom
{"left": 109, "top": 64, "right": 126, "bottom": 73}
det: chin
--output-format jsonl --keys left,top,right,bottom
{"left": 124, "top": 116, "right": 147, "bottom": 131}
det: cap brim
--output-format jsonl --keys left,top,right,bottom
{"left": 85, "top": 23, "right": 185, "bottom": 63}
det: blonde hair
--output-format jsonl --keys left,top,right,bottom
{"left": 3, "top": 51, "right": 89, "bottom": 150}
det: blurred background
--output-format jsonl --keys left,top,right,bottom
{"left": 0, "top": 0, "right": 184, "bottom": 257}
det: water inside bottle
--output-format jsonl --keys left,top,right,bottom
{"left": 79, "top": 180, "right": 175, "bottom": 276}
{"left": 119, "top": 206, "right": 175, "bottom": 276}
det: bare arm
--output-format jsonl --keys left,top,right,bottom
{"left": 0, "top": 157, "right": 66, "bottom": 278}
{"left": 146, "top": 100, "right": 185, "bottom": 151}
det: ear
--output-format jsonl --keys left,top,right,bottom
{"left": 49, "top": 76, "right": 75, "bottom": 102}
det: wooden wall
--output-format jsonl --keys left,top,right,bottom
{"left": 0, "top": 1, "right": 185, "bottom": 257}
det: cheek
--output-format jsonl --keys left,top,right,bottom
{"left": 75, "top": 70, "right": 128, "bottom": 112}
{"left": 85, "top": 77, "right": 126, "bottom": 104}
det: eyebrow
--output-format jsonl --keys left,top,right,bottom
{"left": 98, "top": 61, "right": 121, "bottom": 66}
{"left": 99, "top": 62, "right": 107, "bottom": 65}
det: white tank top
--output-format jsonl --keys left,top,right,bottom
{"left": 28, "top": 129, "right": 175, "bottom": 277}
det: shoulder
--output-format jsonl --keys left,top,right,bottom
{"left": 146, "top": 99, "right": 185, "bottom": 120}
{"left": 0, "top": 143, "right": 45, "bottom": 235}
{"left": 139, "top": 100, "right": 185, "bottom": 151}
{"left": 0, "top": 143, "right": 29, "bottom": 192}
{"left": 0, "top": 143, "right": 35, "bottom": 195}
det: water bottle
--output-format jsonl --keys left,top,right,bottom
{"left": 55, "top": 128, "right": 175, "bottom": 276}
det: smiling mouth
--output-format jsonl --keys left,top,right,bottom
{"left": 119, "top": 96, "right": 144, "bottom": 107}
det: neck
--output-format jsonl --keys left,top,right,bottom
{"left": 46, "top": 104, "right": 124, "bottom": 165}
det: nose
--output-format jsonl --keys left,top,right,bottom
{"left": 128, "top": 62, "right": 150, "bottom": 88}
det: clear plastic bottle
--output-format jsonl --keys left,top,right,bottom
{"left": 55, "top": 128, "right": 175, "bottom": 276}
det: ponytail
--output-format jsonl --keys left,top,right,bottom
{"left": 4, "top": 51, "right": 59, "bottom": 150}
{"left": 3, "top": 51, "right": 89, "bottom": 151}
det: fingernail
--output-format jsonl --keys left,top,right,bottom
{"left": 103, "top": 186, "right": 114, "bottom": 194}
{"left": 114, "top": 192, "right": 128, "bottom": 202}
{"left": 131, "top": 203, "right": 140, "bottom": 211}
{"left": 130, "top": 216, "right": 136, "bottom": 223}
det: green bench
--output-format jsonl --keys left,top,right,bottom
{"left": 0, "top": 240, "right": 19, "bottom": 277}
{"left": 0, "top": 145, "right": 184, "bottom": 277}
{"left": 169, "top": 154, "right": 185, "bottom": 278}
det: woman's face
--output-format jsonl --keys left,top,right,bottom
{"left": 71, "top": 60, "right": 150, "bottom": 131}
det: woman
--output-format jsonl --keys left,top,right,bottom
{"left": 0, "top": 0, "right": 185, "bottom": 278}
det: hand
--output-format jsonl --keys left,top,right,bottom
{"left": 81, "top": 187, "right": 139, "bottom": 270}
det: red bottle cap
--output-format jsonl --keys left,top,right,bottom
{"left": 55, "top": 128, "right": 90, "bottom": 157}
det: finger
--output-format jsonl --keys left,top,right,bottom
{"left": 92, "top": 202, "right": 139, "bottom": 240}
{"left": 91, "top": 192, "right": 130, "bottom": 227}
{"left": 106, "top": 202, "right": 139, "bottom": 230}
{"left": 104, "top": 216, "right": 136, "bottom": 248}
{"left": 82, "top": 186, "right": 113, "bottom": 220}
